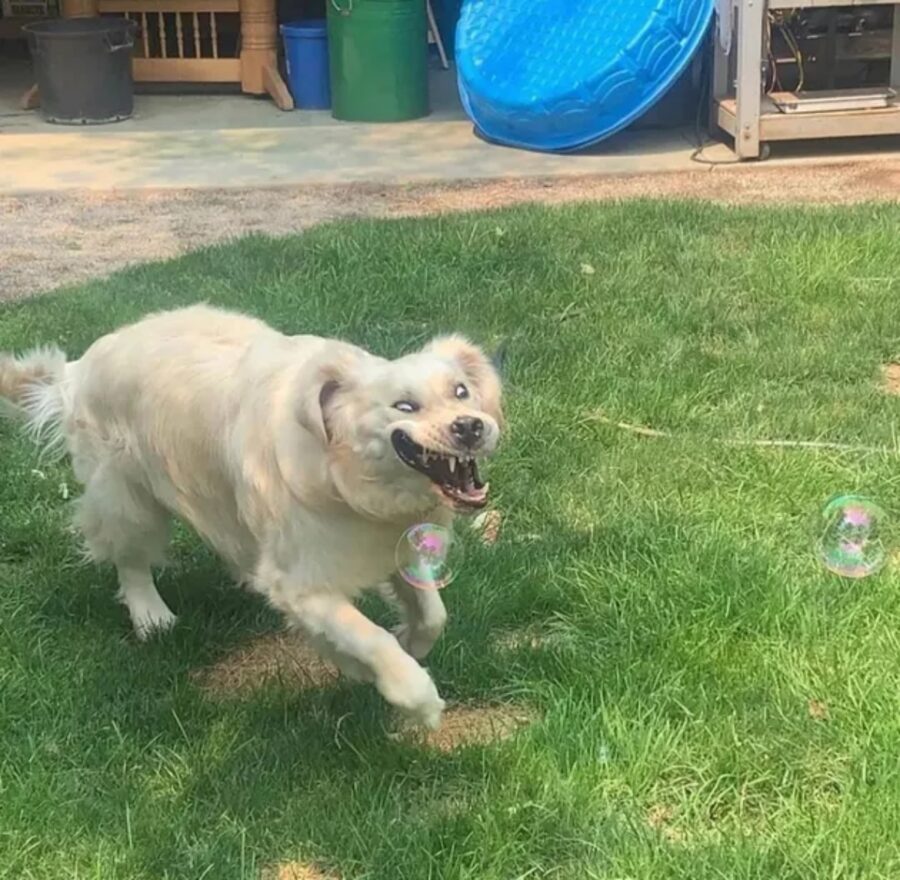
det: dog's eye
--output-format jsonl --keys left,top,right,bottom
{"left": 393, "top": 400, "right": 419, "bottom": 414}
{"left": 455, "top": 383, "right": 469, "bottom": 400}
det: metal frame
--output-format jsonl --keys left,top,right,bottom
{"left": 713, "top": 0, "right": 900, "bottom": 159}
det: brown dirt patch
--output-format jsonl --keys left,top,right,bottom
{"left": 493, "top": 625, "right": 575, "bottom": 653}
{"left": 191, "top": 630, "right": 338, "bottom": 699}
{"left": 807, "top": 698, "right": 830, "bottom": 721}
{"left": 395, "top": 702, "right": 538, "bottom": 752}
{"left": 261, "top": 862, "right": 337, "bottom": 880}
{"left": 646, "top": 804, "right": 684, "bottom": 843}
{"left": 192, "top": 632, "right": 536, "bottom": 751}
{"left": 880, "top": 363, "right": 900, "bottom": 395}
{"left": 494, "top": 628, "right": 548, "bottom": 652}
{"left": 472, "top": 508, "right": 502, "bottom": 545}
{"left": 4, "top": 159, "right": 900, "bottom": 301}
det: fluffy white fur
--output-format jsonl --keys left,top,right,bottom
{"left": 0, "top": 305, "right": 503, "bottom": 728}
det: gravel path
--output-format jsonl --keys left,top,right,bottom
{"left": 3, "top": 160, "right": 899, "bottom": 302}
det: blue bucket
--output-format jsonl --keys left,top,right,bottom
{"left": 281, "top": 19, "right": 330, "bottom": 110}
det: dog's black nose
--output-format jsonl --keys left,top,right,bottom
{"left": 451, "top": 416, "right": 484, "bottom": 448}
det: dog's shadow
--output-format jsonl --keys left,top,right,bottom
{"left": 13, "top": 501, "right": 803, "bottom": 878}
{"left": 25, "top": 536, "right": 532, "bottom": 871}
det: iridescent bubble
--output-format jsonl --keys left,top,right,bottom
{"left": 816, "top": 495, "right": 887, "bottom": 578}
{"left": 395, "top": 523, "right": 464, "bottom": 590}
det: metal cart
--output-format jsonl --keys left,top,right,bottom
{"left": 712, "top": 0, "right": 900, "bottom": 159}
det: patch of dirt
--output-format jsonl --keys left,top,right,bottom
{"left": 646, "top": 804, "right": 684, "bottom": 843}
{"left": 195, "top": 635, "right": 536, "bottom": 750}
{"left": 395, "top": 702, "right": 538, "bottom": 752}
{"left": 494, "top": 628, "right": 548, "bottom": 652}
{"left": 807, "top": 698, "right": 830, "bottom": 721}
{"left": 493, "top": 626, "right": 575, "bottom": 653}
{"left": 261, "top": 862, "right": 337, "bottom": 880}
{"left": 191, "top": 630, "right": 338, "bottom": 699}
{"left": 472, "top": 508, "right": 502, "bottom": 545}
{"left": 3, "top": 159, "right": 900, "bottom": 301}
{"left": 880, "top": 363, "right": 900, "bottom": 395}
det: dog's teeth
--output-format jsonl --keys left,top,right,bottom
{"left": 449, "top": 457, "right": 456, "bottom": 473}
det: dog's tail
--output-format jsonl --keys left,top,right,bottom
{"left": 0, "top": 346, "right": 69, "bottom": 458}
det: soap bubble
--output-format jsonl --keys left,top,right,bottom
{"left": 395, "top": 523, "right": 464, "bottom": 590}
{"left": 816, "top": 495, "right": 887, "bottom": 578}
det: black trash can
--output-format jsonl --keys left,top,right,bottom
{"left": 24, "top": 17, "right": 138, "bottom": 125}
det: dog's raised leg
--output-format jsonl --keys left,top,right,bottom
{"left": 270, "top": 590, "right": 445, "bottom": 728}
{"left": 387, "top": 573, "right": 448, "bottom": 660}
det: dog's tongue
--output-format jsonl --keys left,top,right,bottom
{"left": 441, "top": 481, "right": 489, "bottom": 507}
{"left": 438, "top": 458, "right": 488, "bottom": 507}
{"left": 449, "top": 482, "right": 488, "bottom": 502}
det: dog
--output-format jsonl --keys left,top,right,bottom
{"left": 0, "top": 305, "right": 503, "bottom": 728}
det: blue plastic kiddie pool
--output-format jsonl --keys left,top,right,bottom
{"left": 456, "top": 0, "right": 714, "bottom": 152}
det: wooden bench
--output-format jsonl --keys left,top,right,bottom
{"left": 22, "top": 0, "right": 292, "bottom": 111}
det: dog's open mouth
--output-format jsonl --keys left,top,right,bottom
{"left": 391, "top": 430, "right": 489, "bottom": 511}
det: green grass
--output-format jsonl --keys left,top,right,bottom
{"left": 3, "top": 200, "right": 900, "bottom": 879}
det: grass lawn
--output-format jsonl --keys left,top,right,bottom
{"left": 3, "top": 200, "right": 900, "bottom": 880}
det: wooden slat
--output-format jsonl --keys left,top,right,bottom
{"left": 132, "top": 56, "right": 240, "bottom": 81}
{"left": 718, "top": 97, "right": 900, "bottom": 142}
{"left": 210, "top": 10, "right": 218, "bottom": 58}
{"left": 175, "top": 11, "right": 183, "bottom": 57}
{"left": 98, "top": 0, "right": 239, "bottom": 13}
{"left": 717, "top": 98, "right": 738, "bottom": 137}
{"left": 123, "top": 9, "right": 134, "bottom": 55}
{"left": 157, "top": 10, "right": 166, "bottom": 57}
{"left": 192, "top": 10, "right": 200, "bottom": 56}
{"left": 141, "top": 10, "right": 149, "bottom": 56}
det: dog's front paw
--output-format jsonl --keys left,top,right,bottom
{"left": 376, "top": 657, "right": 444, "bottom": 729}
{"left": 133, "top": 606, "right": 177, "bottom": 641}
{"left": 393, "top": 621, "right": 442, "bottom": 661}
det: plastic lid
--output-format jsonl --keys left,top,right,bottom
{"left": 280, "top": 19, "right": 327, "bottom": 37}
{"left": 24, "top": 16, "right": 137, "bottom": 37}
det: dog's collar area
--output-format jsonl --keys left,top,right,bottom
{"left": 391, "top": 429, "right": 488, "bottom": 511}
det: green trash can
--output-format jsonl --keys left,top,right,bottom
{"left": 327, "top": 0, "right": 429, "bottom": 122}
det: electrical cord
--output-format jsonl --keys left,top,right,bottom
{"left": 690, "top": 40, "right": 742, "bottom": 166}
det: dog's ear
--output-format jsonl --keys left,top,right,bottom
{"left": 296, "top": 359, "right": 353, "bottom": 446}
{"left": 424, "top": 334, "right": 503, "bottom": 422}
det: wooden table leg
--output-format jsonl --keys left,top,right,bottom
{"left": 239, "top": 0, "right": 294, "bottom": 109}
{"left": 21, "top": 83, "right": 40, "bottom": 110}
{"left": 263, "top": 64, "right": 293, "bottom": 110}
{"left": 61, "top": 0, "right": 99, "bottom": 15}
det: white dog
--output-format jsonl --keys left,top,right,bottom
{"left": 0, "top": 305, "right": 503, "bottom": 728}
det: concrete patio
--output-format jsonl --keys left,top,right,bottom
{"left": 0, "top": 57, "right": 704, "bottom": 192}
{"left": 6, "top": 49, "right": 900, "bottom": 195}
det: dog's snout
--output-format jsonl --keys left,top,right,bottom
{"left": 450, "top": 416, "right": 484, "bottom": 448}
